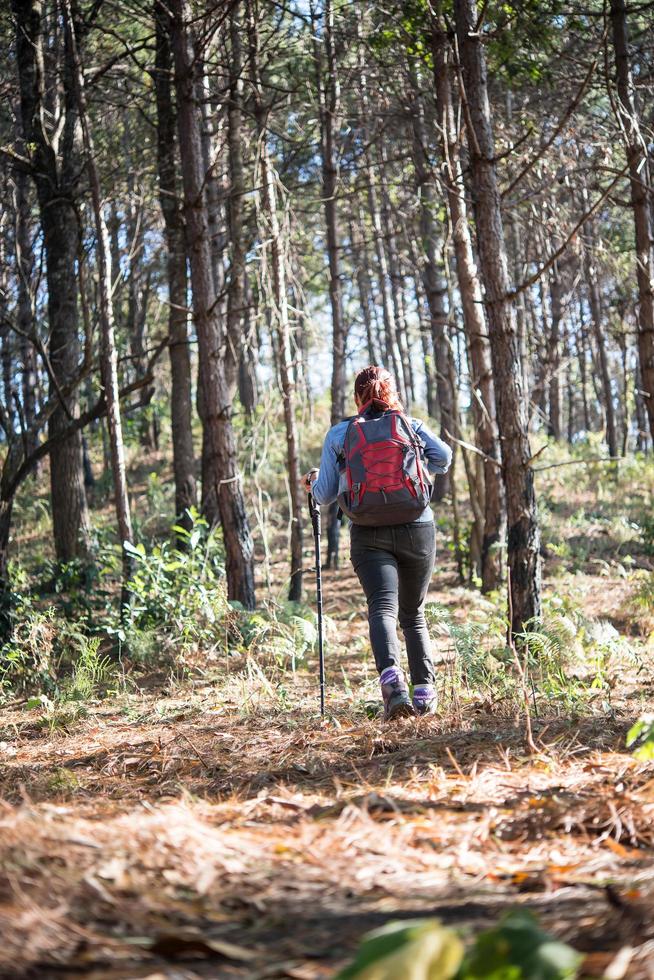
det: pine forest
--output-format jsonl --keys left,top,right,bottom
{"left": 1, "top": 0, "right": 654, "bottom": 975}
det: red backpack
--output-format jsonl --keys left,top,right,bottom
{"left": 337, "top": 406, "right": 431, "bottom": 526}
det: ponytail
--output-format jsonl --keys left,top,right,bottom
{"left": 354, "top": 366, "right": 402, "bottom": 412}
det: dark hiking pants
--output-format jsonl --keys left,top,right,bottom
{"left": 349, "top": 522, "right": 437, "bottom": 686}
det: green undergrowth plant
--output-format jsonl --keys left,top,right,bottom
{"left": 627, "top": 714, "right": 654, "bottom": 761}
{"left": 425, "top": 590, "right": 640, "bottom": 715}
{"left": 337, "top": 908, "right": 581, "bottom": 979}
{"left": 105, "top": 509, "right": 230, "bottom": 659}
{"left": 24, "top": 630, "right": 117, "bottom": 732}
{"left": 632, "top": 570, "right": 654, "bottom": 623}
{"left": 236, "top": 599, "right": 330, "bottom": 672}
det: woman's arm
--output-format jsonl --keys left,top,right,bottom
{"left": 308, "top": 423, "right": 346, "bottom": 505}
{"left": 413, "top": 419, "right": 453, "bottom": 475}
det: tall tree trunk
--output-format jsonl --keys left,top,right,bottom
{"left": 635, "top": 364, "right": 649, "bottom": 452}
{"left": 195, "top": 54, "right": 229, "bottom": 530}
{"left": 170, "top": 0, "right": 255, "bottom": 608}
{"left": 14, "top": 165, "right": 39, "bottom": 461}
{"left": 431, "top": 26, "right": 504, "bottom": 592}
{"left": 409, "top": 63, "right": 455, "bottom": 457}
{"left": 0, "top": 221, "right": 14, "bottom": 433}
{"left": 63, "top": 0, "right": 134, "bottom": 603}
{"left": 454, "top": 0, "right": 540, "bottom": 631}
{"left": 0, "top": 494, "right": 15, "bottom": 636}
{"left": 238, "top": 278, "right": 258, "bottom": 416}
{"left": 198, "top": 59, "right": 228, "bottom": 328}
{"left": 350, "top": 215, "right": 381, "bottom": 365}
{"left": 583, "top": 231, "right": 618, "bottom": 457}
{"left": 407, "top": 235, "right": 437, "bottom": 418}
{"left": 356, "top": 17, "right": 404, "bottom": 395}
{"left": 313, "top": 0, "right": 346, "bottom": 425}
{"left": 153, "top": 0, "right": 197, "bottom": 529}
{"left": 610, "top": 0, "right": 654, "bottom": 443}
{"left": 547, "top": 263, "right": 563, "bottom": 440}
{"left": 13, "top": 0, "right": 91, "bottom": 562}
{"left": 378, "top": 140, "right": 413, "bottom": 409}
{"left": 248, "top": 0, "right": 303, "bottom": 600}
{"left": 121, "top": 119, "right": 153, "bottom": 450}
{"left": 575, "top": 299, "right": 591, "bottom": 433}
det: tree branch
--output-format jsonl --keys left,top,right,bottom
{"left": 503, "top": 38, "right": 604, "bottom": 199}
{"left": 508, "top": 162, "right": 630, "bottom": 299}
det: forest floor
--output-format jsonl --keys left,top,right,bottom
{"left": 2, "top": 457, "right": 654, "bottom": 978}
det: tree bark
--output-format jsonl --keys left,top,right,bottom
{"left": 431, "top": 26, "right": 504, "bottom": 591}
{"left": 13, "top": 0, "right": 91, "bottom": 562}
{"left": 547, "top": 263, "right": 563, "bottom": 440}
{"left": 248, "top": 0, "right": 303, "bottom": 601}
{"left": 406, "top": 235, "right": 437, "bottom": 419}
{"left": 583, "top": 229, "right": 618, "bottom": 457}
{"left": 170, "top": 0, "right": 255, "bottom": 608}
{"left": 312, "top": 0, "right": 346, "bottom": 425}
{"left": 454, "top": 0, "right": 540, "bottom": 631}
{"left": 356, "top": 17, "right": 404, "bottom": 396}
{"left": 63, "top": 0, "right": 134, "bottom": 604}
{"left": 153, "top": 0, "right": 197, "bottom": 529}
{"left": 610, "top": 0, "right": 654, "bottom": 442}
{"left": 14, "top": 165, "right": 39, "bottom": 460}
{"left": 378, "top": 140, "right": 413, "bottom": 409}
{"left": 350, "top": 215, "right": 381, "bottom": 365}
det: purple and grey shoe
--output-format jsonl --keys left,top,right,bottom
{"left": 412, "top": 684, "right": 437, "bottom": 716}
{"left": 380, "top": 666, "right": 415, "bottom": 722}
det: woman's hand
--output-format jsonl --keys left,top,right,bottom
{"left": 302, "top": 468, "right": 319, "bottom": 492}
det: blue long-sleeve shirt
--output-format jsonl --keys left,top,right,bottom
{"left": 310, "top": 416, "right": 452, "bottom": 524}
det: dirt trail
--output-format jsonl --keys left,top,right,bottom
{"left": 1, "top": 561, "right": 654, "bottom": 979}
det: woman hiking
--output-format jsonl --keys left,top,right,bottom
{"left": 304, "top": 366, "right": 452, "bottom": 721}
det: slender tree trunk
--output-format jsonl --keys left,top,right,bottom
{"left": 198, "top": 60, "right": 228, "bottom": 333}
{"left": 313, "top": 0, "right": 346, "bottom": 425}
{"left": 13, "top": 0, "right": 91, "bottom": 562}
{"left": 378, "top": 140, "right": 413, "bottom": 409}
{"left": 407, "top": 235, "right": 437, "bottom": 418}
{"left": 14, "top": 165, "right": 39, "bottom": 461}
{"left": 431, "top": 25, "right": 504, "bottom": 591}
{"left": 248, "top": 0, "right": 303, "bottom": 600}
{"left": 170, "top": 0, "right": 255, "bottom": 608}
{"left": 547, "top": 263, "right": 563, "bottom": 440}
{"left": 238, "top": 278, "right": 259, "bottom": 416}
{"left": 228, "top": 2, "right": 259, "bottom": 425}
{"left": 122, "top": 124, "right": 153, "bottom": 450}
{"left": 575, "top": 300, "right": 591, "bottom": 433}
{"left": 0, "top": 223, "right": 14, "bottom": 433}
{"left": 0, "top": 494, "right": 15, "bottom": 637}
{"left": 610, "top": 0, "right": 654, "bottom": 443}
{"left": 350, "top": 216, "right": 380, "bottom": 365}
{"left": 153, "top": 0, "right": 197, "bottom": 529}
{"left": 618, "top": 332, "right": 630, "bottom": 454}
{"left": 454, "top": 0, "right": 540, "bottom": 631}
{"left": 356, "top": 22, "right": 404, "bottom": 395}
{"left": 409, "top": 72, "right": 453, "bottom": 441}
{"left": 194, "top": 55, "right": 228, "bottom": 530}
{"left": 64, "top": 0, "right": 134, "bottom": 604}
{"left": 635, "top": 364, "right": 649, "bottom": 452}
{"left": 583, "top": 232, "right": 618, "bottom": 457}
{"left": 564, "top": 324, "right": 575, "bottom": 445}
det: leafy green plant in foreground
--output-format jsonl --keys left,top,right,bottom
{"left": 626, "top": 714, "right": 654, "bottom": 761}
{"left": 337, "top": 909, "right": 582, "bottom": 980}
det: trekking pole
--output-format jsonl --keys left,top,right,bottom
{"left": 308, "top": 493, "right": 325, "bottom": 717}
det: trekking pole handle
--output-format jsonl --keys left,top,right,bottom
{"left": 308, "top": 491, "right": 321, "bottom": 534}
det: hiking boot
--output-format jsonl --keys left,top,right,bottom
{"left": 380, "top": 667, "right": 415, "bottom": 722}
{"left": 413, "top": 685, "right": 437, "bottom": 716}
